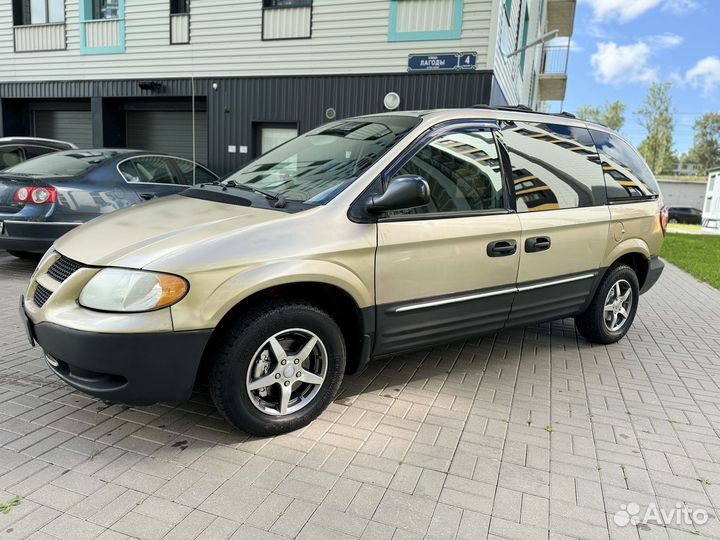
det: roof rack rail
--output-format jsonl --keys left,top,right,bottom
{"left": 470, "top": 104, "right": 581, "bottom": 121}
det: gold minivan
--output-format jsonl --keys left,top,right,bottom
{"left": 20, "top": 109, "right": 667, "bottom": 435}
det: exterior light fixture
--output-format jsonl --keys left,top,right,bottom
{"left": 383, "top": 92, "right": 401, "bottom": 111}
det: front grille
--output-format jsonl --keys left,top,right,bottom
{"left": 33, "top": 284, "right": 52, "bottom": 308}
{"left": 47, "top": 255, "right": 84, "bottom": 283}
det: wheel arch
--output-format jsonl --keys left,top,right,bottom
{"left": 601, "top": 239, "right": 651, "bottom": 289}
{"left": 196, "top": 278, "right": 372, "bottom": 385}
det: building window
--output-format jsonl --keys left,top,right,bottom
{"left": 170, "top": 0, "right": 190, "bottom": 44}
{"left": 519, "top": 7, "right": 529, "bottom": 75}
{"left": 91, "top": 0, "right": 119, "bottom": 19}
{"left": 262, "top": 0, "right": 312, "bottom": 40}
{"left": 13, "top": 0, "right": 65, "bottom": 25}
{"left": 171, "top": 0, "right": 188, "bottom": 13}
{"left": 388, "top": 0, "right": 464, "bottom": 42}
{"left": 80, "top": 0, "right": 125, "bottom": 54}
{"left": 505, "top": 0, "right": 513, "bottom": 19}
{"left": 263, "top": 0, "right": 311, "bottom": 6}
{"left": 254, "top": 123, "right": 299, "bottom": 156}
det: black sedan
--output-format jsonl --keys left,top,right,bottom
{"left": 0, "top": 149, "right": 217, "bottom": 257}
{"left": 667, "top": 206, "right": 703, "bottom": 225}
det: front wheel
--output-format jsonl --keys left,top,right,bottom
{"left": 208, "top": 301, "right": 346, "bottom": 436}
{"left": 575, "top": 264, "right": 639, "bottom": 344}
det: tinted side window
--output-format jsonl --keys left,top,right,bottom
{"left": 0, "top": 146, "right": 24, "bottom": 170}
{"left": 500, "top": 121, "right": 606, "bottom": 212}
{"left": 120, "top": 157, "right": 177, "bottom": 184}
{"left": 24, "top": 146, "right": 58, "bottom": 159}
{"left": 389, "top": 129, "right": 505, "bottom": 215}
{"left": 172, "top": 159, "right": 216, "bottom": 186}
{"left": 589, "top": 130, "right": 659, "bottom": 200}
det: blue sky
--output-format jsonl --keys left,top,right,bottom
{"left": 560, "top": 0, "right": 720, "bottom": 154}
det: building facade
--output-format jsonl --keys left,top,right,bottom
{"left": 657, "top": 178, "right": 707, "bottom": 211}
{"left": 0, "top": 0, "right": 575, "bottom": 175}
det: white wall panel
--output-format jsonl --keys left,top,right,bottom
{"left": 170, "top": 14, "right": 190, "bottom": 44}
{"left": 14, "top": 23, "right": 66, "bottom": 51}
{"left": 396, "top": 0, "right": 454, "bottom": 32}
{"left": 84, "top": 19, "right": 120, "bottom": 48}
{"left": 0, "top": 0, "right": 497, "bottom": 80}
{"left": 263, "top": 7, "right": 311, "bottom": 40}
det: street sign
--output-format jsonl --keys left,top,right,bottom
{"left": 408, "top": 52, "right": 477, "bottom": 72}
{"left": 458, "top": 52, "right": 478, "bottom": 70}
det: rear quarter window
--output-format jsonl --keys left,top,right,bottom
{"left": 499, "top": 121, "right": 607, "bottom": 212}
{"left": 588, "top": 129, "right": 660, "bottom": 201}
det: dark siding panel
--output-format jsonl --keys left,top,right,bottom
{"left": 0, "top": 72, "right": 493, "bottom": 175}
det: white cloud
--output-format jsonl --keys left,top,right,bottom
{"left": 591, "top": 42, "right": 656, "bottom": 85}
{"left": 685, "top": 56, "right": 720, "bottom": 95}
{"left": 647, "top": 33, "right": 684, "bottom": 48}
{"left": 581, "top": 0, "right": 698, "bottom": 23}
{"left": 590, "top": 34, "right": 683, "bottom": 85}
{"left": 662, "top": 0, "right": 699, "bottom": 14}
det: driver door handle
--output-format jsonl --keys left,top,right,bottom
{"left": 487, "top": 239, "right": 517, "bottom": 257}
{"left": 139, "top": 193, "right": 157, "bottom": 201}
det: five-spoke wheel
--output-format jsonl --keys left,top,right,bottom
{"left": 575, "top": 264, "right": 639, "bottom": 344}
{"left": 209, "top": 301, "right": 346, "bottom": 436}
{"left": 603, "top": 279, "right": 633, "bottom": 332}
{"left": 246, "top": 329, "right": 328, "bottom": 416}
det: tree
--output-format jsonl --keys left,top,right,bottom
{"left": 576, "top": 101, "right": 626, "bottom": 132}
{"left": 688, "top": 112, "right": 720, "bottom": 175}
{"left": 635, "top": 83, "right": 676, "bottom": 175}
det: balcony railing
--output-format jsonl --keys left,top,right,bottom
{"left": 538, "top": 44, "right": 569, "bottom": 102}
{"left": 541, "top": 45, "right": 570, "bottom": 75}
{"left": 14, "top": 23, "right": 66, "bottom": 52}
{"left": 170, "top": 13, "right": 190, "bottom": 44}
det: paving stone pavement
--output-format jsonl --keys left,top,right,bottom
{"left": 2, "top": 250, "right": 720, "bottom": 540}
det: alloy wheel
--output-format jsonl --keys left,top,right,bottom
{"left": 603, "top": 279, "right": 633, "bottom": 332}
{"left": 246, "top": 328, "right": 327, "bottom": 416}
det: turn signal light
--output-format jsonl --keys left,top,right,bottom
{"left": 13, "top": 187, "right": 58, "bottom": 205}
{"left": 659, "top": 206, "right": 669, "bottom": 237}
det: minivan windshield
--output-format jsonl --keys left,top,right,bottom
{"left": 222, "top": 116, "right": 422, "bottom": 204}
{"left": 5, "top": 150, "right": 126, "bottom": 176}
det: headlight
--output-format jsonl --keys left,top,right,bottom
{"left": 79, "top": 268, "right": 188, "bottom": 313}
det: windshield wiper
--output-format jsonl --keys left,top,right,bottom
{"left": 220, "top": 180, "right": 288, "bottom": 208}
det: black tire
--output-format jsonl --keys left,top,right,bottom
{"left": 208, "top": 300, "right": 346, "bottom": 436}
{"left": 575, "top": 264, "right": 640, "bottom": 344}
{"left": 7, "top": 250, "right": 41, "bottom": 260}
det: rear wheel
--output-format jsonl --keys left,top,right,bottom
{"left": 7, "top": 251, "right": 40, "bottom": 260}
{"left": 575, "top": 264, "right": 639, "bottom": 344}
{"left": 208, "top": 301, "right": 346, "bottom": 436}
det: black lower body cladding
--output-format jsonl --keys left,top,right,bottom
{"left": 30, "top": 319, "right": 212, "bottom": 405}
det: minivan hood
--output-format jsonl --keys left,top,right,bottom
{"left": 54, "top": 195, "right": 289, "bottom": 268}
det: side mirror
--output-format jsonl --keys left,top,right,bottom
{"left": 366, "top": 175, "right": 430, "bottom": 213}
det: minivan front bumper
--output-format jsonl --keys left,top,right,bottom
{"left": 25, "top": 307, "right": 213, "bottom": 405}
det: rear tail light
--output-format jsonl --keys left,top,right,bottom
{"left": 660, "top": 206, "right": 669, "bottom": 237}
{"left": 13, "top": 187, "right": 57, "bottom": 205}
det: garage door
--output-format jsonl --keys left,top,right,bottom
{"left": 126, "top": 111, "right": 208, "bottom": 166}
{"left": 34, "top": 110, "right": 93, "bottom": 149}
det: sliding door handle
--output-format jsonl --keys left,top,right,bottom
{"left": 525, "top": 236, "right": 551, "bottom": 253}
